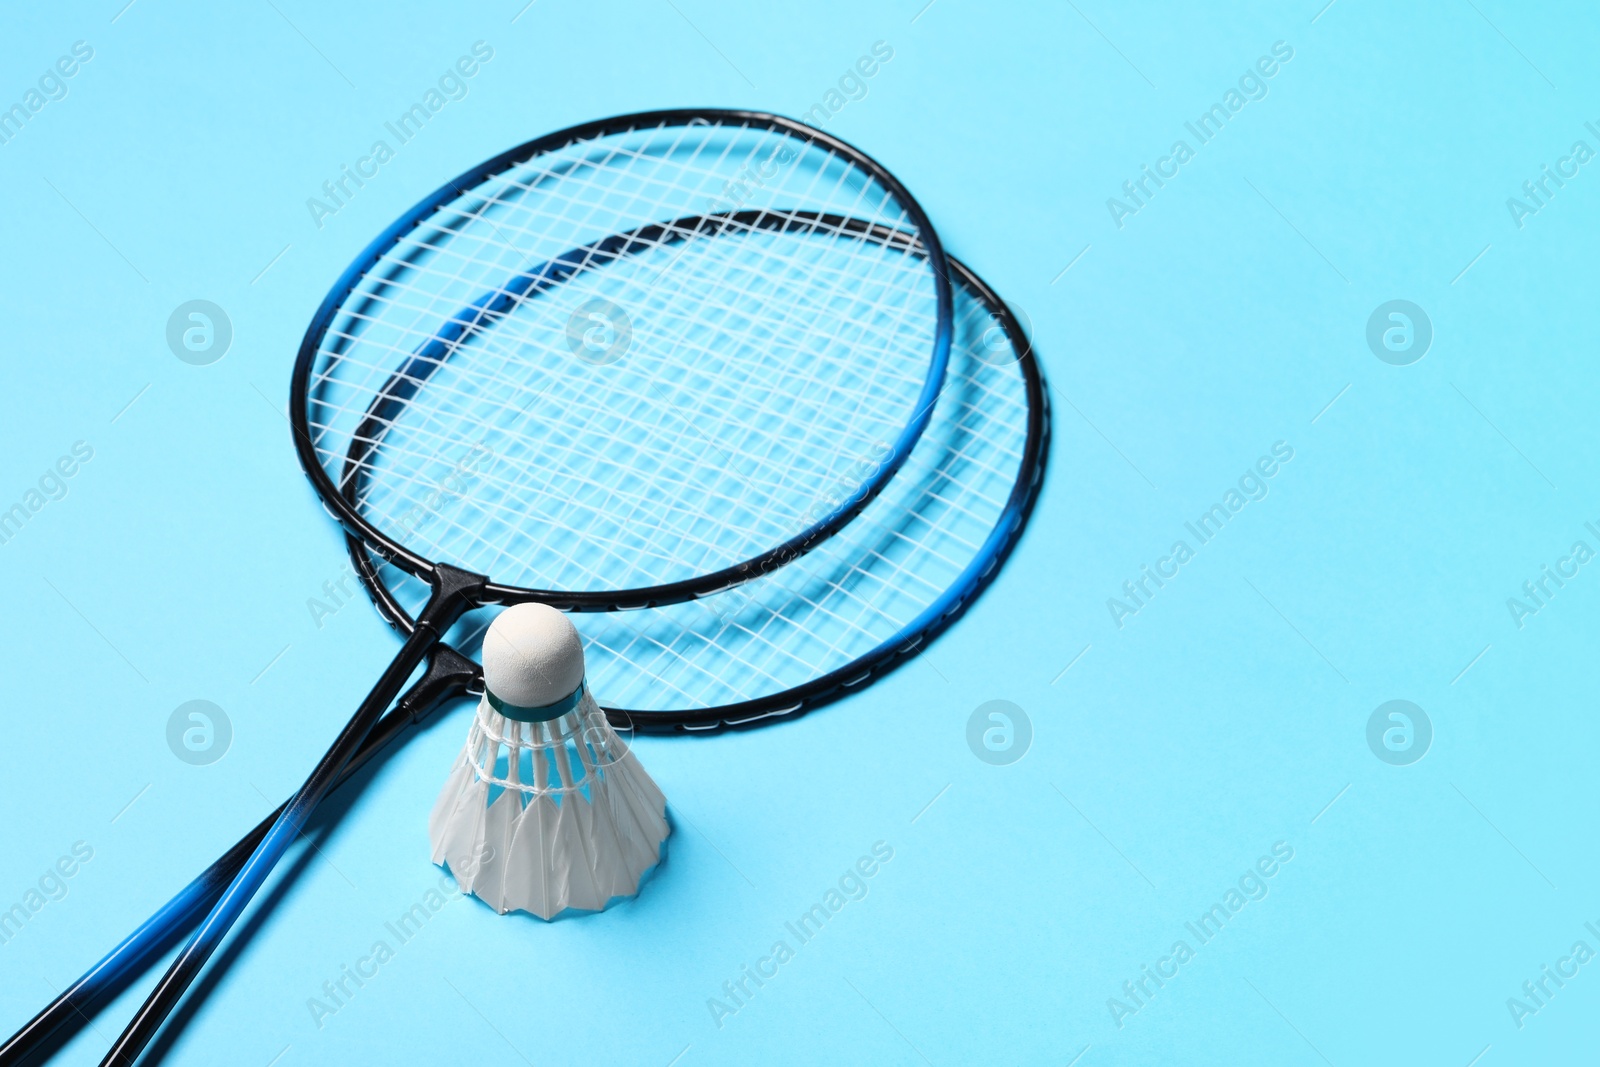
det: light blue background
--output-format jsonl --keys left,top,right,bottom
{"left": 2, "top": 2, "right": 1598, "bottom": 1064}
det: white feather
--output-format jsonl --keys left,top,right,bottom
{"left": 429, "top": 688, "right": 668, "bottom": 919}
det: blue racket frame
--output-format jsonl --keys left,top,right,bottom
{"left": 292, "top": 108, "right": 956, "bottom": 612}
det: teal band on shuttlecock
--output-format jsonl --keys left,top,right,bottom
{"left": 486, "top": 680, "right": 586, "bottom": 722}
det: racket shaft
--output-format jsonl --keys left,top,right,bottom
{"left": 100, "top": 627, "right": 437, "bottom": 1065}
{"left": 99, "top": 563, "right": 485, "bottom": 1067}
{"left": 98, "top": 566, "right": 486, "bottom": 1062}
{"left": 0, "top": 646, "right": 476, "bottom": 1067}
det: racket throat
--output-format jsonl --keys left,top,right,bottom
{"left": 398, "top": 644, "right": 483, "bottom": 725}
{"left": 414, "top": 562, "right": 489, "bottom": 635}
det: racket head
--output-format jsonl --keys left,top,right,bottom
{"left": 353, "top": 254, "right": 1048, "bottom": 731}
{"left": 291, "top": 109, "right": 953, "bottom": 610}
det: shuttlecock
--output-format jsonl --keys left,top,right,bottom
{"left": 429, "top": 603, "right": 669, "bottom": 918}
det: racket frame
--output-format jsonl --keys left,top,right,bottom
{"left": 290, "top": 108, "right": 955, "bottom": 612}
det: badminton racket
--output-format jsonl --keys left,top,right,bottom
{"left": 11, "top": 251, "right": 1041, "bottom": 1066}
{"left": 98, "top": 108, "right": 952, "bottom": 1065}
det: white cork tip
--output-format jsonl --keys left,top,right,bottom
{"left": 481, "top": 603, "right": 585, "bottom": 709}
